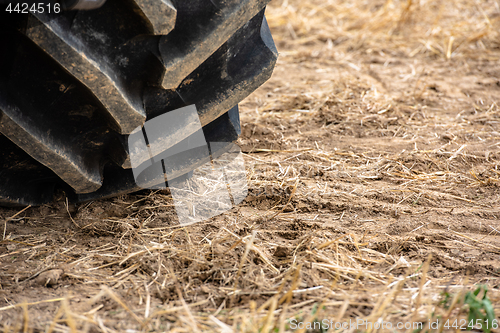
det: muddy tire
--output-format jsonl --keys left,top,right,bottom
{"left": 0, "top": 0, "right": 277, "bottom": 206}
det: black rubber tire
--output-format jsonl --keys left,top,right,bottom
{"left": 0, "top": 0, "right": 277, "bottom": 206}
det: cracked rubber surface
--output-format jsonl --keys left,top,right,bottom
{"left": 0, "top": 0, "right": 277, "bottom": 206}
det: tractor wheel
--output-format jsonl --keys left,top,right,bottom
{"left": 0, "top": 0, "right": 277, "bottom": 206}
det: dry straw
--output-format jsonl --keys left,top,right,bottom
{"left": 1, "top": 0, "right": 500, "bottom": 331}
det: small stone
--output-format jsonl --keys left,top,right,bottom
{"left": 34, "top": 269, "right": 64, "bottom": 287}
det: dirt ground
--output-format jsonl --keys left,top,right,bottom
{"left": 2, "top": 0, "right": 500, "bottom": 332}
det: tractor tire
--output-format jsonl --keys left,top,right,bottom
{"left": 0, "top": 0, "right": 278, "bottom": 206}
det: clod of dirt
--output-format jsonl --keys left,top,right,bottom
{"left": 273, "top": 246, "right": 290, "bottom": 258}
{"left": 6, "top": 244, "right": 17, "bottom": 251}
{"left": 34, "top": 269, "right": 64, "bottom": 287}
{"left": 212, "top": 244, "right": 228, "bottom": 257}
{"left": 154, "top": 289, "right": 169, "bottom": 304}
{"left": 67, "top": 203, "right": 77, "bottom": 214}
{"left": 200, "top": 285, "right": 211, "bottom": 294}
{"left": 104, "top": 206, "right": 128, "bottom": 218}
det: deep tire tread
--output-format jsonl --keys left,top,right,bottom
{"left": 0, "top": 0, "right": 277, "bottom": 206}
